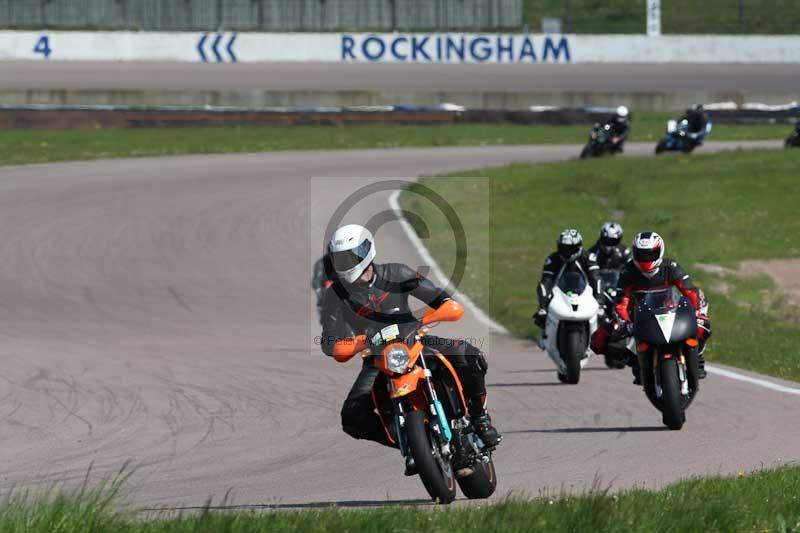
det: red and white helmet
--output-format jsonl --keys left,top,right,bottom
{"left": 632, "top": 231, "right": 665, "bottom": 277}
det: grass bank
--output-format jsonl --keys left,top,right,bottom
{"left": 401, "top": 149, "right": 800, "bottom": 381}
{"left": 522, "top": 0, "right": 800, "bottom": 34}
{"left": 0, "top": 114, "right": 789, "bottom": 167}
{"left": 3, "top": 465, "right": 800, "bottom": 532}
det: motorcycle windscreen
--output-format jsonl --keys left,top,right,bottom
{"left": 556, "top": 271, "right": 588, "bottom": 296}
{"left": 596, "top": 269, "right": 620, "bottom": 294}
{"left": 633, "top": 287, "right": 696, "bottom": 344}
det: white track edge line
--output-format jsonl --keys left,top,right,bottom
{"left": 390, "top": 187, "right": 800, "bottom": 397}
{"left": 705, "top": 364, "right": 800, "bottom": 395}
{"left": 388, "top": 189, "right": 509, "bottom": 334}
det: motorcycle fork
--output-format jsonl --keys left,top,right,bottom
{"left": 393, "top": 399, "right": 408, "bottom": 459}
{"left": 652, "top": 348, "right": 689, "bottom": 397}
{"left": 418, "top": 354, "right": 453, "bottom": 442}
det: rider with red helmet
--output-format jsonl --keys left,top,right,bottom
{"left": 592, "top": 231, "right": 711, "bottom": 383}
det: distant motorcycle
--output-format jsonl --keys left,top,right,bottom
{"left": 540, "top": 271, "right": 599, "bottom": 384}
{"left": 580, "top": 123, "right": 624, "bottom": 158}
{"left": 785, "top": 125, "right": 800, "bottom": 148}
{"left": 655, "top": 119, "right": 712, "bottom": 154}
{"left": 633, "top": 286, "right": 701, "bottom": 430}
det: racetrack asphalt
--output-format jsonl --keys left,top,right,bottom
{"left": 0, "top": 140, "right": 797, "bottom": 509}
{"left": 2, "top": 62, "right": 800, "bottom": 93}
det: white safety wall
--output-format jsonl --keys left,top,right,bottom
{"left": 1, "top": 31, "right": 799, "bottom": 63}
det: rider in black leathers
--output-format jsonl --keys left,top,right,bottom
{"left": 533, "top": 229, "right": 595, "bottom": 328}
{"left": 586, "top": 221, "right": 631, "bottom": 295}
{"left": 590, "top": 106, "right": 631, "bottom": 154}
{"left": 312, "top": 255, "right": 333, "bottom": 324}
{"left": 320, "top": 229, "right": 502, "bottom": 455}
{"left": 681, "top": 104, "right": 711, "bottom": 142}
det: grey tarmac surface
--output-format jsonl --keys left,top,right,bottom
{"left": 0, "top": 140, "right": 797, "bottom": 510}
{"left": 2, "top": 61, "right": 800, "bottom": 93}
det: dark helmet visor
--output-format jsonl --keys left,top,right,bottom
{"left": 633, "top": 247, "right": 661, "bottom": 262}
{"left": 600, "top": 235, "right": 621, "bottom": 247}
{"left": 558, "top": 242, "right": 581, "bottom": 259}
{"left": 330, "top": 239, "right": 372, "bottom": 272}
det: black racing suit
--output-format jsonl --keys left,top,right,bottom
{"left": 605, "top": 117, "right": 630, "bottom": 151}
{"left": 320, "top": 262, "right": 489, "bottom": 447}
{"left": 681, "top": 110, "right": 711, "bottom": 142}
{"left": 311, "top": 256, "right": 333, "bottom": 323}
{"left": 586, "top": 242, "right": 631, "bottom": 295}
{"left": 536, "top": 251, "right": 595, "bottom": 315}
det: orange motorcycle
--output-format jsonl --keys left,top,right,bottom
{"left": 333, "top": 300, "right": 497, "bottom": 504}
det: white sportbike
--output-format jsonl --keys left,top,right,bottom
{"left": 540, "top": 271, "right": 599, "bottom": 384}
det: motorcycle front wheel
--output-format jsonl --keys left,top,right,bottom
{"left": 405, "top": 410, "right": 457, "bottom": 504}
{"left": 659, "top": 359, "right": 685, "bottom": 430}
{"left": 456, "top": 456, "right": 497, "bottom": 499}
{"left": 559, "top": 327, "right": 585, "bottom": 384}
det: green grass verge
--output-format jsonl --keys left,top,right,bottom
{"left": 0, "top": 115, "right": 789, "bottom": 167}
{"left": 401, "top": 149, "right": 800, "bottom": 382}
{"left": 3, "top": 465, "right": 800, "bottom": 532}
{"left": 523, "top": 0, "right": 800, "bottom": 34}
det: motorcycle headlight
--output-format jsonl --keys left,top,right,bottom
{"left": 385, "top": 345, "right": 410, "bottom": 374}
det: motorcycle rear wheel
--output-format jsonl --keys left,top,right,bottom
{"left": 659, "top": 359, "right": 685, "bottom": 430}
{"left": 405, "top": 410, "right": 457, "bottom": 504}
{"left": 604, "top": 354, "right": 627, "bottom": 369}
{"left": 456, "top": 456, "right": 497, "bottom": 499}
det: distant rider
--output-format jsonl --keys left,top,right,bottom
{"left": 681, "top": 104, "right": 711, "bottom": 143}
{"left": 319, "top": 224, "right": 502, "bottom": 471}
{"left": 591, "top": 106, "right": 631, "bottom": 153}
{"left": 591, "top": 231, "right": 712, "bottom": 384}
{"left": 608, "top": 105, "right": 631, "bottom": 151}
{"left": 586, "top": 221, "right": 631, "bottom": 294}
{"left": 311, "top": 255, "right": 334, "bottom": 324}
{"left": 533, "top": 229, "right": 597, "bottom": 330}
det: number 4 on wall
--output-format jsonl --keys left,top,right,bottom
{"left": 34, "top": 35, "right": 52, "bottom": 58}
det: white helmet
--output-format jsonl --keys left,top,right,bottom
{"left": 616, "top": 105, "right": 629, "bottom": 119}
{"left": 328, "top": 224, "right": 376, "bottom": 284}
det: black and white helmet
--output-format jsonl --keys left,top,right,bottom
{"left": 616, "top": 105, "right": 630, "bottom": 123}
{"left": 687, "top": 103, "right": 704, "bottom": 115}
{"left": 557, "top": 229, "right": 583, "bottom": 262}
{"left": 632, "top": 231, "right": 665, "bottom": 278}
{"left": 328, "top": 224, "right": 376, "bottom": 284}
{"left": 599, "top": 222, "right": 623, "bottom": 252}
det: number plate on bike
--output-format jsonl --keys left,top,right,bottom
{"left": 371, "top": 324, "right": 400, "bottom": 346}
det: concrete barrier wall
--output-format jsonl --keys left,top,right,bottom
{"left": 2, "top": 31, "right": 800, "bottom": 63}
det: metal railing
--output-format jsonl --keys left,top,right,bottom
{"left": 0, "top": 0, "right": 522, "bottom": 31}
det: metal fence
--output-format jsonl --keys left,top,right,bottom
{"left": 0, "top": 0, "right": 522, "bottom": 31}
